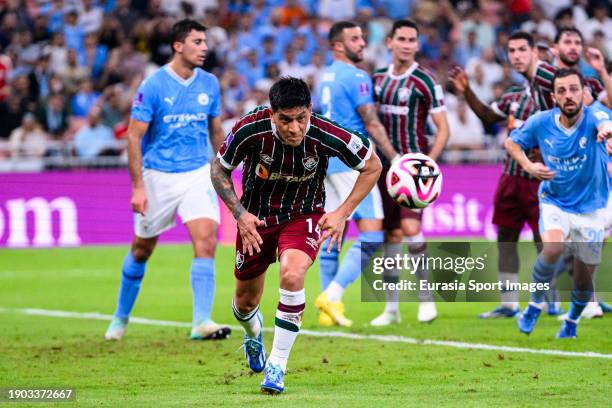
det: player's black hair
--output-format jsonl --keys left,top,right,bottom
{"left": 507, "top": 31, "right": 535, "bottom": 48}
{"left": 170, "top": 19, "right": 207, "bottom": 54}
{"left": 388, "top": 19, "right": 419, "bottom": 38}
{"left": 328, "top": 21, "right": 359, "bottom": 44}
{"left": 269, "top": 77, "right": 311, "bottom": 111}
{"left": 552, "top": 68, "right": 584, "bottom": 90}
{"left": 554, "top": 26, "right": 583, "bottom": 44}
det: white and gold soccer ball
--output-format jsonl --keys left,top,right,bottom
{"left": 386, "top": 153, "right": 443, "bottom": 209}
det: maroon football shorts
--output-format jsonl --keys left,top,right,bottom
{"left": 378, "top": 162, "right": 422, "bottom": 231}
{"left": 234, "top": 212, "right": 323, "bottom": 281}
{"left": 492, "top": 173, "right": 540, "bottom": 232}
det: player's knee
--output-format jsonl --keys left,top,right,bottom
{"left": 233, "top": 293, "right": 259, "bottom": 314}
{"left": 541, "top": 242, "right": 564, "bottom": 263}
{"left": 131, "top": 246, "right": 153, "bottom": 262}
{"left": 401, "top": 222, "right": 421, "bottom": 237}
{"left": 385, "top": 229, "right": 403, "bottom": 243}
{"left": 193, "top": 234, "right": 217, "bottom": 258}
{"left": 279, "top": 268, "right": 306, "bottom": 291}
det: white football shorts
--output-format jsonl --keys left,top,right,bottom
{"left": 324, "top": 170, "right": 383, "bottom": 220}
{"left": 135, "top": 163, "right": 220, "bottom": 238}
{"left": 539, "top": 203, "right": 606, "bottom": 265}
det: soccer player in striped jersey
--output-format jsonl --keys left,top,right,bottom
{"left": 211, "top": 77, "right": 382, "bottom": 394}
{"left": 369, "top": 19, "right": 449, "bottom": 326}
{"left": 315, "top": 21, "right": 399, "bottom": 328}
{"left": 506, "top": 69, "right": 612, "bottom": 338}
{"left": 104, "top": 20, "right": 231, "bottom": 341}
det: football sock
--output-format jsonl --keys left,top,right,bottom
{"left": 114, "top": 252, "right": 147, "bottom": 319}
{"left": 325, "top": 281, "right": 344, "bottom": 302}
{"left": 383, "top": 242, "right": 402, "bottom": 313}
{"left": 319, "top": 239, "right": 339, "bottom": 291}
{"left": 544, "top": 257, "right": 565, "bottom": 305}
{"left": 333, "top": 231, "right": 384, "bottom": 293}
{"left": 530, "top": 255, "right": 557, "bottom": 304}
{"left": 232, "top": 298, "right": 261, "bottom": 338}
{"left": 190, "top": 257, "right": 215, "bottom": 326}
{"left": 403, "top": 233, "right": 433, "bottom": 302}
{"left": 568, "top": 287, "right": 592, "bottom": 322}
{"left": 269, "top": 288, "right": 305, "bottom": 371}
{"left": 499, "top": 271, "right": 519, "bottom": 309}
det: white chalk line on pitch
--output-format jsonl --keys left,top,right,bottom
{"left": 1, "top": 307, "right": 611, "bottom": 359}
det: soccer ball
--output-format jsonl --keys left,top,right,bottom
{"left": 386, "top": 153, "right": 443, "bottom": 209}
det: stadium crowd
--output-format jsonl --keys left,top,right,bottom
{"left": 0, "top": 0, "right": 610, "bottom": 164}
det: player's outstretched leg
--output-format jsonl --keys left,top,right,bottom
{"left": 190, "top": 258, "right": 231, "bottom": 340}
{"left": 233, "top": 298, "right": 266, "bottom": 372}
{"left": 105, "top": 246, "right": 151, "bottom": 341}
{"left": 518, "top": 254, "right": 557, "bottom": 334}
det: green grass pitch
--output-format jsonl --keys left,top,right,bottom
{"left": 0, "top": 244, "right": 610, "bottom": 407}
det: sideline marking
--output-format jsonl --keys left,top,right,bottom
{"left": 1, "top": 307, "right": 610, "bottom": 359}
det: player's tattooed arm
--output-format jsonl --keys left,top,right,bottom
{"left": 211, "top": 157, "right": 264, "bottom": 255}
{"left": 211, "top": 157, "right": 245, "bottom": 220}
{"left": 357, "top": 103, "right": 399, "bottom": 161}
{"left": 208, "top": 116, "right": 225, "bottom": 155}
{"left": 448, "top": 66, "right": 505, "bottom": 125}
{"left": 126, "top": 119, "right": 150, "bottom": 215}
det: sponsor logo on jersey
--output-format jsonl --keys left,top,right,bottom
{"left": 306, "top": 237, "right": 318, "bottom": 250}
{"left": 256, "top": 162, "right": 316, "bottom": 182}
{"left": 162, "top": 112, "right": 207, "bottom": 128}
{"left": 198, "top": 93, "right": 209, "bottom": 106}
{"left": 134, "top": 92, "right": 143, "bottom": 106}
{"left": 236, "top": 251, "right": 244, "bottom": 269}
{"left": 579, "top": 136, "right": 587, "bottom": 149}
{"left": 164, "top": 97, "right": 174, "bottom": 106}
{"left": 379, "top": 104, "right": 409, "bottom": 115}
{"left": 302, "top": 155, "right": 319, "bottom": 171}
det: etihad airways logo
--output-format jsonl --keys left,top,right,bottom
{"left": 255, "top": 163, "right": 316, "bottom": 182}
{"left": 163, "top": 113, "right": 207, "bottom": 128}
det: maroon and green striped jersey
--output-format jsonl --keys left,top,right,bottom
{"left": 530, "top": 61, "right": 556, "bottom": 111}
{"left": 372, "top": 63, "right": 446, "bottom": 154}
{"left": 491, "top": 85, "right": 538, "bottom": 179}
{"left": 217, "top": 106, "right": 373, "bottom": 227}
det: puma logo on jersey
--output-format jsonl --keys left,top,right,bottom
{"left": 164, "top": 97, "right": 174, "bottom": 106}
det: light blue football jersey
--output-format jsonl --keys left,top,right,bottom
{"left": 318, "top": 60, "right": 373, "bottom": 175}
{"left": 131, "top": 65, "right": 221, "bottom": 173}
{"left": 510, "top": 102, "right": 611, "bottom": 214}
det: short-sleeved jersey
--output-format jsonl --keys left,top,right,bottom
{"left": 491, "top": 85, "right": 538, "bottom": 179}
{"left": 318, "top": 60, "right": 373, "bottom": 174}
{"left": 218, "top": 106, "right": 373, "bottom": 227}
{"left": 510, "top": 103, "right": 611, "bottom": 214}
{"left": 530, "top": 61, "right": 556, "bottom": 112}
{"left": 131, "top": 65, "right": 221, "bottom": 173}
{"left": 584, "top": 76, "right": 605, "bottom": 101}
{"left": 372, "top": 63, "right": 446, "bottom": 154}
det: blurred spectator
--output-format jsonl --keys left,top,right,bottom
{"left": 521, "top": 4, "right": 556, "bottom": 41}
{"left": 535, "top": 0, "right": 571, "bottom": 21}
{"left": 59, "top": 48, "right": 91, "bottom": 95}
{"left": 46, "top": 0, "right": 67, "bottom": 33}
{"left": 149, "top": 17, "right": 173, "bottom": 67}
{"left": 0, "top": 97, "right": 26, "bottom": 139}
{"left": 445, "top": 94, "right": 486, "bottom": 150}
{"left": 63, "top": 10, "right": 85, "bottom": 53}
{"left": 258, "top": 35, "right": 282, "bottom": 68}
{"left": 279, "top": 46, "right": 311, "bottom": 79}
{"left": 98, "top": 85, "right": 129, "bottom": 129}
{"left": 249, "top": 0, "right": 273, "bottom": 28}
{"left": 37, "top": 93, "right": 69, "bottom": 137}
{"left": 9, "top": 112, "right": 49, "bottom": 158}
{"left": 277, "top": 0, "right": 308, "bottom": 27}
{"left": 466, "top": 47, "right": 503, "bottom": 88}
{"left": 453, "top": 30, "right": 482, "bottom": 68}
{"left": 71, "top": 79, "right": 101, "bottom": 118}
{"left": 105, "top": 39, "right": 147, "bottom": 84}
{"left": 460, "top": 8, "right": 495, "bottom": 49}
{"left": 112, "top": 0, "right": 142, "bottom": 37}
{"left": 98, "top": 16, "right": 125, "bottom": 51}
{"left": 9, "top": 69, "right": 38, "bottom": 112}
{"left": 74, "top": 106, "right": 119, "bottom": 158}
{"left": 318, "top": 0, "right": 357, "bottom": 21}
{"left": 236, "top": 50, "right": 265, "bottom": 88}
{"left": 80, "top": 33, "right": 109, "bottom": 81}
{"left": 78, "top": 0, "right": 104, "bottom": 34}
{"left": 32, "top": 14, "right": 52, "bottom": 44}
{"left": 0, "top": 52, "right": 12, "bottom": 102}
{"left": 220, "top": 68, "right": 249, "bottom": 118}
{"left": 583, "top": 2, "right": 612, "bottom": 43}
{"left": 48, "top": 32, "right": 68, "bottom": 73}
{"left": 29, "top": 52, "right": 53, "bottom": 100}
{"left": 376, "top": 0, "right": 416, "bottom": 19}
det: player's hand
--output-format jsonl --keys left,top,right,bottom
{"left": 606, "top": 138, "right": 612, "bottom": 155}
{"left": 237, "top": 211, "right": 264, "bottom": 256}
{"left": 597, "top": 121, "right": 612, "bottom": 143}
{"left": 317, "top": 210, "right": 348, "bottom": 253}
{"left": 447, "top": 65, "right": 469, "bottom": 95}
{"left": 131, "top": 186, "right": 148, "bottom": 215}
{"left": 526, "top": 162, "right": 556, "bottom": 180}
{"left": 586, "top": 47, "right": 606, "bottom": 74}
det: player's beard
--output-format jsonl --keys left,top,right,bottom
{"left": 558, "top": 53, "right": 579, "bottom": 68}
{"left": 345, "top": 48, "right": 363, "bottom": 64}
{"left": 560, "top": 100, "right": 583, "bottom": 118}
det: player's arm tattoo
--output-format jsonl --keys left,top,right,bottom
{"left": 357, "top": 103, "right": 398, "bottom": 161}
{"left": 464, "top": 87, "right": 505, "bottom": 126}
{"left": 211, "top": 157, "right": 246, "bottom": 220}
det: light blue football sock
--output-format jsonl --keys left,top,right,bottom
{"left": 334, "top": 231, "right": 384, "bottom": 289}
{"left": 531, "top": 255, "right": 557, "bottom": 304}
{"left": 568, "top": 287, "right": 592, "bottom": 321}
{"left": 114, "top": 252, "right": 147, "bottom": 319}
{"left": 319, "top": 238, "right": 339, "bottom": 291}
{"left": 191, "top": 258, "right": 215, "bottom": 326}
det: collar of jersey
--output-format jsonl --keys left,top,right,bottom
{"left": 163, "top": 64, "right": 197, "bottom": 87}
{"left": 271, "top": 120, "right": 311, "bottom": 146}
{"left": 554, "top": 109, "right": 585, "bottom": 135}
{"left": 386, "top": 62, "right": 418, "bottom": 80}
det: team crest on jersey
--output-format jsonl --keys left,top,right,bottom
{"left": 302, "top": 155, "right": 319, "bottom": 171}
{"left": 579, "top": 137, "right": 587, "bottom": 149}
{"left": 261, "top": 154, "right": 273, "bottom": 165}
{"left": 198, "top": 93, "right": 209, "bottom": 105}
{"left": 236, "top": 251, "right": 244, "bottom": 269}
{"left": 398, "top": 87, "right": 411, "bottom": 102}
